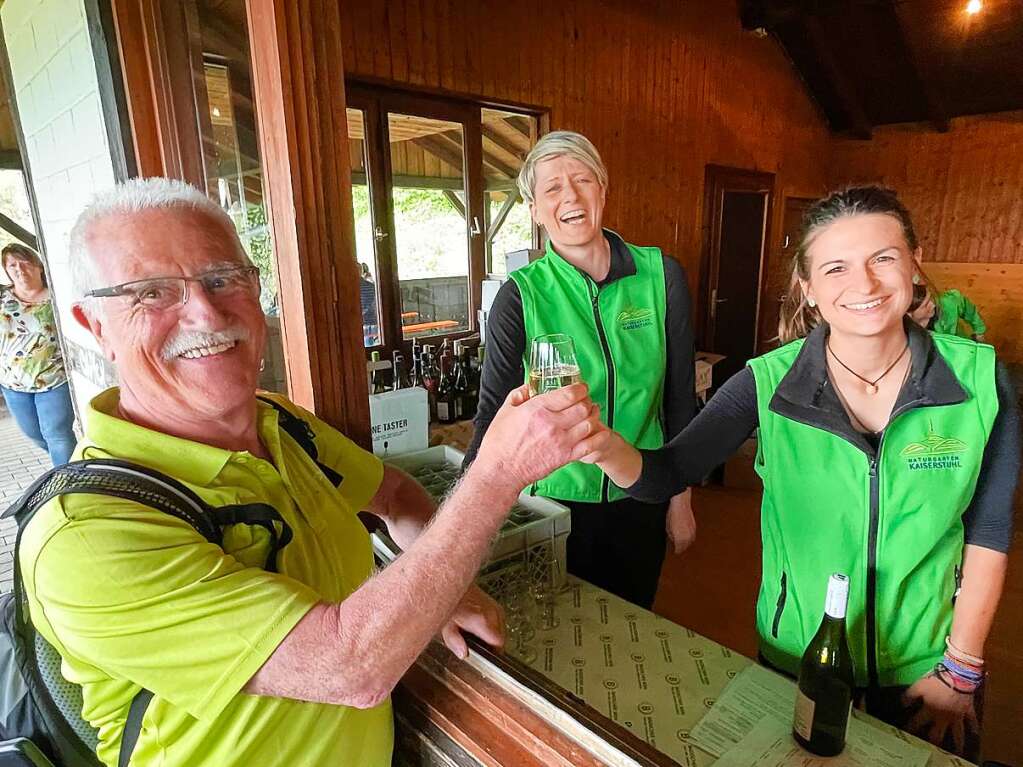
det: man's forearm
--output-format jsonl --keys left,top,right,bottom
{"left": 950, "top": 544, "right": 1008, "bottom": 658}
{"left": 247, "top": 463, "right": 517, "bottom": 707}
{"left": 374, "top": 466, "right": 437, "bottom": 550}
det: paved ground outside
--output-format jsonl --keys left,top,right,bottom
{"left": 0, "top": 412, "right": 52, "bottom": 593}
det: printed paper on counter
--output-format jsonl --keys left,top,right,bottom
{"left": 711, "top": 711, "right": 930, "bottom": 767}
{"left": 687, "top": 664, "right": 797, "bottom": 757}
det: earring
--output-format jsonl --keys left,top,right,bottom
{"left": 912, "top": 274, "right": 920, "bottom": 284}
{"left": 807, "top": 297, "right": 816, "bottom": 308}
{"left": 259, "top": 358, "right": 266, "bottom": 372}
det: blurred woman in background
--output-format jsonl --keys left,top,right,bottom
{"left": 1, "top": 243, "right": 76, "bottom": 465}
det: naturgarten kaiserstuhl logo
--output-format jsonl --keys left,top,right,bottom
{"left": 900, "top": 422, "right": 967, "bottom": 471}
{"left": 617, "top": 305, "right": 655, "bottom": 331}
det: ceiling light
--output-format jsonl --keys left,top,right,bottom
{"left": 966, "top": 0, "right": 982, "bottom": 14}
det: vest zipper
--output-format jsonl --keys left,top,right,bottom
{"left": 778, "top": 396, "right": 923, "bottom": 691}
{"left": 866, "top": 452, "right": 881, "bottom": 692}
{"left": 586, "top": 278, "right": 616, "bottom": 503}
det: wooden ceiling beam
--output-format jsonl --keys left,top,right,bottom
{"left": 411, "top": 134, "right": 465, "bottom": 173}
{"left": 0, "top": 210, "right": 36, "bottom": 249}
{"left": 801, "top": 15, "right": 872, "bottom": 139}
{"left": 481, "top": 124, "right": 525, "bottom": 161}
{"left": 888, "top": 2, "right": 949, "bottom": 133}
{"left": 0, "top": 149, "right": 21, "bottom": 169}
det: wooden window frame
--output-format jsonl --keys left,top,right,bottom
{"left": 346, "top": 81, "right": 544, "bottom": 359}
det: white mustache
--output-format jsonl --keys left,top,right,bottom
{"left": 161, "top": 327, "right": 249, "bottom": 360}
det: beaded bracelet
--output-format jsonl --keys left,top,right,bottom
{"left": 945, "top": 637, "right": 985, "bottom": 667}
{"left": 943, "top": 656, "right": 984, "bottom": 683}
{"left": 933, "top": 663, "right": 981, "bottom": 695}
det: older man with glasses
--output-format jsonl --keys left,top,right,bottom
{"left": 17, "top": 177, "right": 603, "bottom": 767}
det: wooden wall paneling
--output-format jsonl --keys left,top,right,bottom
{"left": 829, "top": 112, "right": 1023, "bottom": 265}
{"left": 246, "top": 0, "right": 371, "bottom": 445}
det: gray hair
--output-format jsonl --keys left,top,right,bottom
{"left": 69, "top": 177, "right": 241, "bottom": 298}
{"left": 516, "top": 131, "right": 608, "bottom": 205}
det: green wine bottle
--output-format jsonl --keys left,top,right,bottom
{"left": 793, "top": 573, "right": 855, "bottom": 756}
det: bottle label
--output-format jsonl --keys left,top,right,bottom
{"left": 825, "top": 574, "right": 849, "bottom": 619}
{"left": 793, "top": 689, "right": 815, "bottom": 740}
{"left": 437, "top": 402, "right": 450, "bottom": 420}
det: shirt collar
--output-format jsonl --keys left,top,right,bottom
{"left": 543, "top": 228, "right": 637, "bottom": 286}
{"left": 85, "top": 388, "right": 281, "bottom": 486}
{"left": 771, "top": 318, "right": 968, "bottom": 415}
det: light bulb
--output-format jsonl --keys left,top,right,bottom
{"left": 966, "top": 0, "right": 982, "bottom": 14}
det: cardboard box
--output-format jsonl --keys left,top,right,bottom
{"left": 695, "top": 352, "right": 726, "bottom": 398}
{"left": 368, "top": 387, "right": 429, "bottom": 457}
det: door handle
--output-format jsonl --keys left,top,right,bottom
{"left": 711, "top": 288, "right": 728, "bottom": 320}
{"left": 373, "top": 226, "right": 388, "bottom": 242}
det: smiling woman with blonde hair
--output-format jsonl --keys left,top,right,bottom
{"left": 583, "top": 186, "right": 1019, "bottom": 758}
{"left": 463, "top": 130, "right": 698, "bottom": 608}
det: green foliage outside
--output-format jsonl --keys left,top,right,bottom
{"left": 351, "top": 184, "right": 532, "bottom": 279}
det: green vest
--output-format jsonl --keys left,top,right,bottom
{"left": 510, "top": 235, "right": 667, "bottom": 502}
{"left": 748, "top": 334, "right": 998, "bottom": 687}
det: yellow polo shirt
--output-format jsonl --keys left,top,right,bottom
{"left": 18, "top": 388, "right": 393, "bottom": 766}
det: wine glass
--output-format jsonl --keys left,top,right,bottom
{"left": 528, "top": 334, "right": 581, "bottom": 396}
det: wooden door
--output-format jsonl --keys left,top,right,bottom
{"left": 699, "top": 166, "right": 774, "bottom": 387}
{"left": 757, "top": 196, "right": 815, "bottom": 354}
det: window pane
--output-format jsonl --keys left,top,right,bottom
{"left": 347, "top": 108, "right": 381, "bottom": 346}
{"left": 194, "top": 20, "right": 288, "bottom": 393}
{"left": 481, "top": 109, "right": 537, "bottom": 275}
{"left": 387, "top": 113, "right": 470, "bottom": 340}
{"left": 0, "top": 169, "right": 34, "bottom": 250}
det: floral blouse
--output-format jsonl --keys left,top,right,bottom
{"left": 0, "top": 286, "right": 67, "bottom": 392}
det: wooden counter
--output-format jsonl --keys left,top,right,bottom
{"left": 394, "top": 575, "right": 972, "bottom": 767}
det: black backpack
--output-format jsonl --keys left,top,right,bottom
{"left": 0, "top": 397, "right": 338, "bottom": 767}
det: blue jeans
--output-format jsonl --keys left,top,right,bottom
{"left": 1, "top": 382, "right": 77, "bottom": 466}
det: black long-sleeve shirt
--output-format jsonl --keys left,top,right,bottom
{"left": 629, "top": 360, "right": 1020, "bottom": 553}
{"left": 465, "top": 230, "right": 697, "bottom": 466}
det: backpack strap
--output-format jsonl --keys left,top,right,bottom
{"left": 3, "top": 458, "right": 294, "bottom": 767}
{"left": 2, "top": 459, "right": 221, "bottom": 546}
{"left": 117, "top": 690, "right": 153, "bottom": 767}
{"left": 256, "top": 396, "right": 345, "bottom": 487}
{"left": 209, "top": 504, "right": 293, "bottom": 574}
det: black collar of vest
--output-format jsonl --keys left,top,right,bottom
{"left": 599, "top": 229, "right": 638, "bottom": 286}
{"left": 768, "top": 319, "right": 968, "bottom": 452}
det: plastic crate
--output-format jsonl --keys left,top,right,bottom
{"left": 384, "top": 446, "right": 571, "bottom": 599}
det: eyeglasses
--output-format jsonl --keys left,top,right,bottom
{"left": 84, "top": 266, "right": 261, "bottom": 311}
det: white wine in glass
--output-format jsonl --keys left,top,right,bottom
{"left": 528, "top": 334, "right": 581, "bottom": 396}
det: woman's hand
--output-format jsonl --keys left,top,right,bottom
{"left": 576, "top": 423, "right": 644, "bottom": 488}
{"left": 902, "top": 672, "right": 979, "bottom": 754}
{"left": 666, "top": 489, "right": 697, "bottom": 554}
{"left": 909, "top": 295, "right": 936, "bottom": 326}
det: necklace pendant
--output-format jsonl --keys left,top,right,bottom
{"left": 869, "top": 383, "right": 879, "bottom": 395}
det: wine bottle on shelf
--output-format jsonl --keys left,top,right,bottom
{"left": 452, "top": 342, "right": 470, "bottom": 420}
{"left": 369, "top": 351, "right": 388, "bottom": 395}
{"left": 409, "top": 343, "right": 423, "bottom": 389}
{"left": 435, "top": 353, "right": 457, "bottom": 424}
{"left": 392, "top": 351, "right": 411, "bottom": 391}
{"left": 421, "top": 345, "right": 438, "bottom": 421}
{"left": 793, "top": 573, "right": 855, "bottom": 757}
